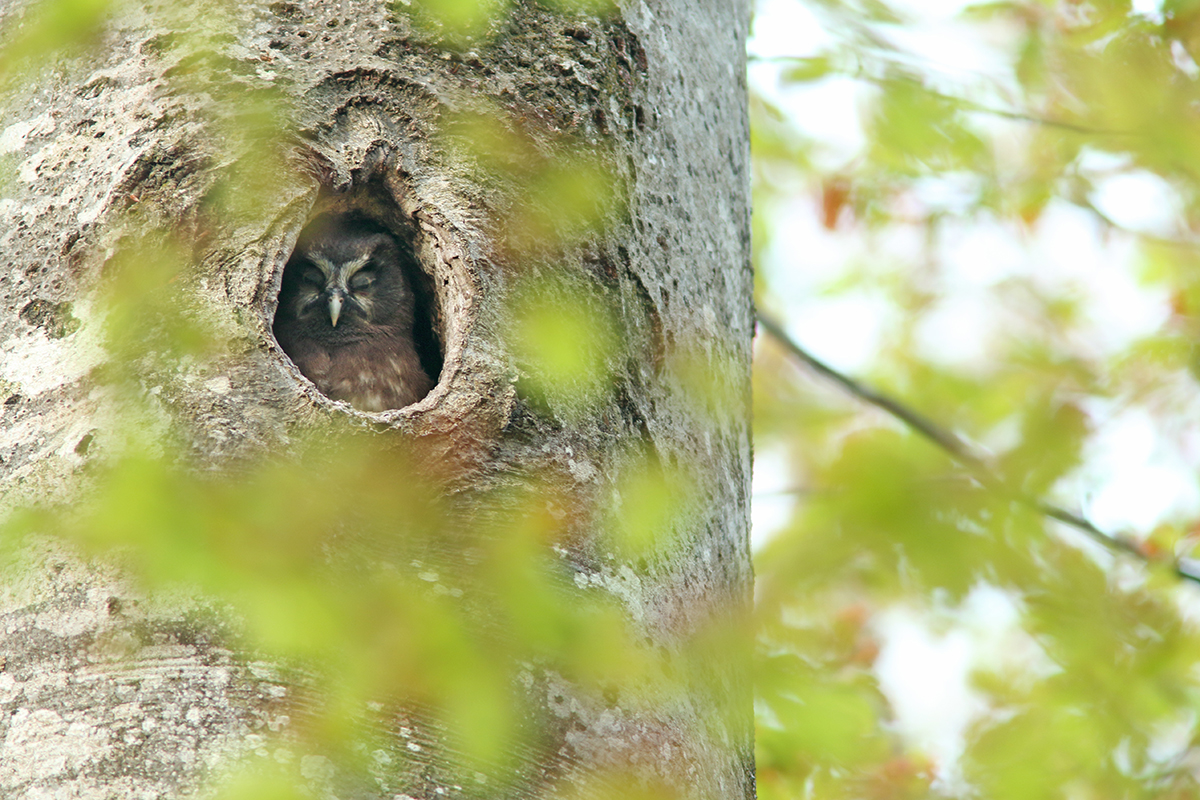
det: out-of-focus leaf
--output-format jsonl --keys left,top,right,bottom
{"left": 401, "top": 0, "right": 510, "bottom": 48}
{"left": 436, "top": 109, "right": 620, "bottom": 255}
{"left": 781, "top": 56, "right": 835, "bottom": 84}
{"left": 607, "top": 454, "right": 692, "bottom": 558}
{"left": 507, "top": 275, "right": 620, "bottom": 414}
{"left": 996, "top": 400, "right": 1088, "bottom": 495}
{"left": 757, "top": 653, "right": 890, "bottom": 767}
{"left": 960, "top": 1, "right": 1025, "bottom": 19}
{"left": 868, "top": 79, "right": 990, "bottom": 174}
{"left": 539, "top": 0, "right": 617, "bottom": 13}
{"left": 213, "top": 770, "right": 311, "bottom": 800}
{"left": 0, "top": 0, "right": 115, "bottom": 85}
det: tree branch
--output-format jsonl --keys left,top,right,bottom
{"left": 756, "top": 310, "right": 1200, "bottom": 586}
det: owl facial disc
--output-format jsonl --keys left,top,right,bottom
{"left": 307, "top": 251, "right": 371, "bottom": 328}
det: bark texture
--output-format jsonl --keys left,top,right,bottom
{"left": 0, "top": 1, "right": 753, "bottom": 797}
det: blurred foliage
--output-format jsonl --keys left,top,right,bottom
{"left": 0, "top": 0, "right": 116, "bottom": 86}
{"left": 752, "top": 0, "right": 1200, "bottom": 795}
{"left": 506, "top": 271, "right": 621, "bottom": 415}
{"left": 400, "top": 0, "right": 616, "bottom": 49}
{"left": 436, "top": 108, "right": 624, "bottom": 259}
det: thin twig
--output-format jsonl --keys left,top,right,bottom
{"left": 756, "top": 310, "right": 1200, "bottom": 586}
{"left": 755, "top": 314, "right": 981, "bottom": 467}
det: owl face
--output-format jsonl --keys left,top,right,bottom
{"left": 276, "top": 214, "right": 417, "bottom": 342}
{"left": 291, "top": 250, "right": 379, "bottom": 330}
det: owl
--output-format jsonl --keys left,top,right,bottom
{"left": 273, "top": 213, "right": 434, "bottom": 412}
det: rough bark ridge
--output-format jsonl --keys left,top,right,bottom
{"left": 0, "top": 1, "right": 753, "bottom": 798}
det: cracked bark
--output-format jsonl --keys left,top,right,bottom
{"left": 0, "top": 1, "right": 753, "bottom": 798}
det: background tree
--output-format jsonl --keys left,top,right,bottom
{"left": 0, "top": 1, "right": 753, "bottom": 798}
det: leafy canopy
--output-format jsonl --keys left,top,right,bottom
{"left": 753, "top": 0, "right": 1200, "bottom": 796}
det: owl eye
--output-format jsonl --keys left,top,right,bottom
{"left": 349, "top": 268, "right": 376, "bottom": 291}
{"left": 301, "top": 267, "right": 324, "bottom": 286}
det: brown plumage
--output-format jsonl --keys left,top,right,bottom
{"left": 273, "top": 213, "right": 433, "bottom": 411}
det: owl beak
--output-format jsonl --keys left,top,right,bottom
{"left": 327, "top": 292, "right": 343, "bottom": 327}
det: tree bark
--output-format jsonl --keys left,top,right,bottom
{"left": 0, "top": 1, "right": 753, "bottom": 798}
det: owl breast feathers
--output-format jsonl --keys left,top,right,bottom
{"left": 273, "top": 213, "right": 434, "bottom": 412}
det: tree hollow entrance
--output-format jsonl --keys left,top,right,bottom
{"left": 272, "top": 179, "right": 444, "bottom": 412}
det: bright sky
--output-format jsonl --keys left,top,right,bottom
{"left": 748, "top": 0, "right": 1200, "bottom": 781}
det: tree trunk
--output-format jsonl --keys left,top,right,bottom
{"left": 0, "top": 1, "right": 753, "bottom": 798}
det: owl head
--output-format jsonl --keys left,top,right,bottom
{"left": 276, "top": 213, "right": 417, "bottom": 344}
